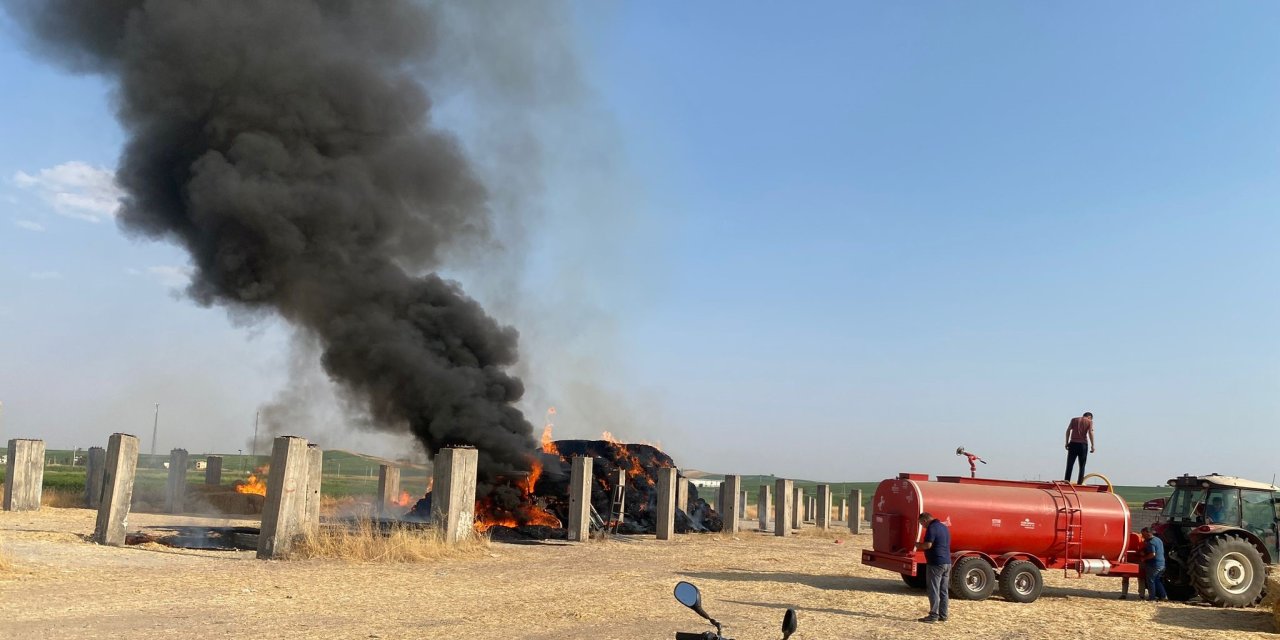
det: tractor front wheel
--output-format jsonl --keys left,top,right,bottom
{"left": 1191, "top": 534, "right": 1266, "bottom": 607}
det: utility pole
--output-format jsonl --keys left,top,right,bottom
{"left": 150, "top": 403, "right": 160, "bottom": 456}
{"left": 251, "top": 410, "right": 260, "bottom": 461}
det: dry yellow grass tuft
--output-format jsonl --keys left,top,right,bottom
{"left": 41, "top": 488, "right": 84, "bottom": 509}
{"left": 287, "top": 519, "right": 489, "bottom": 562}
{"left": 1267, "top": 571, "right": 1279, "bottom": 632}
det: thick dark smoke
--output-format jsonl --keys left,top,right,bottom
{"left": 5, "top": 0, "right": 536, "bottom": 480}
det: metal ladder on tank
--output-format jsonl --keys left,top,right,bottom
{"left": 1051, "top": 481, "right": 1085, "bottom": 577}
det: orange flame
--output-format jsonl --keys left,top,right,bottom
{"left": 234, "top": 465, "right": 269, "bottom": 496}
{"left": 540, "top": 424, "right": 557, "bottom": 455}
{"left": 600, "top": 431, "right": 644, "bottom": 478}
{"left": 393, "top": 491, "right": 414, "bottom": 507}
{"left": 473, "top": 454, "right": 562, "bottom": 531}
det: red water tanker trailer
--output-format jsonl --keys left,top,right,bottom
{"left": 861, "top": 473, "right": 1142, "bottom": 603}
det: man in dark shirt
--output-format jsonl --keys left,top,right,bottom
{"left": 1063, "top": 412, "right": 1095, "bottom": 484}
{"left": 1141, "top": 528, "right": 1168, "bottom": 602}
{"left": 914, "top": 512, "right": 951, "bottom": 623}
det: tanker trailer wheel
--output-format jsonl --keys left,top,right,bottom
{"left": 950, "top": 557, "right": 997, "bottom": 600}
{"left": 1191, "top": 534, "right": 1266, "bottom": 607}
{"left": 997, "top": 560, "right": 1043, "bottom": 604}
{"left": 901, "top": 564, "right": 927, "bottom": 589}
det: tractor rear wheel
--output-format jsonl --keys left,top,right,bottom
{"left": 998, "top": 560, "right": 1043, "bottom": 604}
{"left": 950, "top": 557, "right": 996, "bottom": 600}
{"left": 1191, "top": 534, "right": 1266, "bottom": 607}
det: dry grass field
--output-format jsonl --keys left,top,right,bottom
{"left": 1, "top": 507, "right": 1275, "bottom": 640}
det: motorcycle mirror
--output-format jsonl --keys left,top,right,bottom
{"left": 673, "top": 581, "right": 715, "bottom": 626}
{"left": 781, "top": 608, "right": 798, "bottom": 639}
{"left": 673, "top": 581, "right": 702, "bottom": 609}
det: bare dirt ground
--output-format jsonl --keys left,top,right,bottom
{"left": 1, "top": 507, "right": 1274, "bottom": 640}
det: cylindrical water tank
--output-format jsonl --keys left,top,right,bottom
{"left": 870, "top": 475, "right": 1132, "bottom": 565}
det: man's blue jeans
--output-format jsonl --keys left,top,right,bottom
{"left": 1145, "top": 567, "right": 1168, "bottom": 600}
{"left": 926, "top": 563, "right": 951, "bottom": 619}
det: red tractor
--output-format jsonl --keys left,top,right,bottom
{"left": 1153, "top": 474, "right": 1279, "bottom": 606}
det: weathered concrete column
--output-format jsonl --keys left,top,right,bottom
{"left": 838, "top": 498, "right": 847, "bottom": 522}
{"left": 3, "top": 439, "right": 45, "bottom": 511}
{"left": 816, "top": 484, "right": 832, "bottom": 529}
{"left": 723, "top": 475, "right": 743, "bottom": 534}
{"left": 740, "top": 490, "right": 749, "bottom": 516}
{"left": 165, "top": 448, "right": 189, "bottom": 514}
{"left": 204, "top": 455, "right": 223, "bottom": 486}
{"left": 301, "top": 444, "right": 323, "bottom": 536}
{"left": 774, "top": 479, "right": 793, "bottom": 537}
{"left": 84, "top": 446, "right": 107, "bottom": 508}
{"left": 792, "top": 486, "right": 804, "bottom": 530}
{"left": 757, "top": 484, "right": 771, "bottom": 531}
{"left": 674, "top": 474, "right": 689, "bottom": 513}
{"left": 567, "top": 456, "right": 593, "bottom": 542}
{"left": 257, "top": 436, "right": 310, "bottom": 559}
{"left": 377, "top": 464, "right": 401, "bottom": 517}
{"left": 809, "top": 497, "right": 817, "bottom": 523}
{"left": 848, "top": 489, "right": 863, "bottom": 534}
{"left": 614, "top": 468, "right": 627, "bottom": 525}
{"left": 94, "top": 433, "right": 139, "bottom": 546}
{"left": 655, "top": 467, "right": 677, "bottom": 541}
{"left": 431, "top": 446, "right": 479, "bottom": 544}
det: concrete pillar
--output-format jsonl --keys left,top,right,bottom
{"left": 809, "top": 497, "right": 817, "bottom": 522}
{"left": 740, "top": 490, "right": 749, "bottom": 516}
{"left": 257, "top": 436, "right": 310, "bottom": 559}
{"left": 757, "top": 484, "right": 771, "bottom": 531}
{"left": 3, "top": 439, "right": 45, "bottom": 511}
{"left": 838, "top": 498, "right": 847, "bottom": 522}
{"left": 655, "top": 467, "right": 677, "bottom": 541}
{"left": 774, "top": 479, "right": 793, "bottom": 537}
{"left": 848, "top": 489, "right": 863, "bottom": 534}
{"left": 792, "top": 486, "right": 804, "bottom": 530}
{"left": 94, "top": 434, "right": 139, "bottom": 546}
{"left": 567, "top": 456, "right": 592, "bottom": 542}
{"left": 674, "top": 474, "right": 689, "bottom": 513}
{"left": 165, "top": 448, "right": 189, "bottom": 514}
{"left": 430, "top": 447, "right": 479, "bottom": 544}
{"left": 84, "top": 446, "right": 107, "bottom": 508}
{"left": 816, "top": 484, "right": 832, "bottom": 529}
{"left": 723, "top": 475, "right": 743, "bottom": 534}
{"left": 377, "top": 464, "right": 401, "bottom": 517}
{"left": 302, "top": 444, "right": 323, "bottom": 535}
{"left": 614, "top": 468, "right": 627, "bottom": 525}
{"left": 204, "top": 455, "right": 223, "bottom": 486}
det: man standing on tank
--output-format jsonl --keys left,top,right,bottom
{"left": 915, "top": 512, "right": 951, "bottom": 623}
{"left": 1063, "top": 411, "right": 1095, "bottom": 484}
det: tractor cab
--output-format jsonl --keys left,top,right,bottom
{"left": 1155, "top": 474, "right": 1280, "bottom": 607}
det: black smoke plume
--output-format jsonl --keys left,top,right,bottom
{"left": 4, "top": 1, "right": 536, "bottom": 480}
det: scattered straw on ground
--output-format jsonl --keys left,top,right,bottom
{"left": 288, "top": 519, "right": 489, "bottom": 562}
{"left": 1, "top": 508, "right": 1276, "bottom": 639}
{"left": 40, "top": 488, "right": 83, "bottom": 509}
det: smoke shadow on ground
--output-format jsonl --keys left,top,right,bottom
{"left": 1153, "top": 604, "right": 1274, "bottom": 633}
{"left": 724, "top": 599, "right": 917, "bottom": 623}
{"left": 679, "top": 569, "right": 904, "bottom": 593}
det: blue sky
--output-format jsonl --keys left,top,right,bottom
{"left": 2, "top": 3, "right": 1278, "bottom": 485}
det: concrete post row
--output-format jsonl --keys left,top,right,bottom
{"left": 838, "top": 499, "right": 847, "bottom": 522}
{"left": 431, "top": 446, "right": 479, "bottom": 544}
{"left": 655, "top": 467, "right": 677, "bottom": 541}
{"left": 567, "top": 456, "right": 592, "bottom": 542}
{"left": 792, "top": 486, "right": 804, "bottom": 530}
{"left": 674, "top": 474, "right": 689, "bottom": 514}
{"left": 258, "top": 436, "right": 310, "bottom": 559}
{"left": 165, "top": 448, "right": 189, "bottom": 514}
{"left": 816, "top": 484, "right": 832, "bottom": 529}
{"left": 3, "top": 439, "right": 45, "bottom": 511}
{"left": 848, "top": 489, "right": 863, "bottom": 535}
{"left": 723, "top": 475, "right": 743, "bottom": 534}
{"left": 757, "top": 484, "right": 771, "bottom": 531}
{"left": 205, "top": 455, "right": 223, "bottom": 486}
{"left": 377, "top": 464, "right": 401, "bottom": 517}
{"left": 774, "top": 479, "right": 793, "bottom": 537}
{"left": 84, "top": 446, "right": 107, "bottom": 508}
{"left": 94, "top": 433, "right": 139, "bottom": 546}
